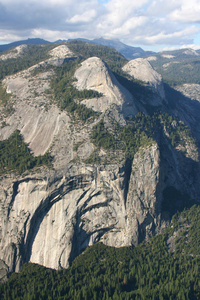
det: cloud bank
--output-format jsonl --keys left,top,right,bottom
{"left": 0, "top": 0, "right": 200, "bottom": 51}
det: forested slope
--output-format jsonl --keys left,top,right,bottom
{"left": 0, "top": 204, "right": 200, "bottom": 299}
{"left": 0, "top": 41, "right": 200, "bottom": 300}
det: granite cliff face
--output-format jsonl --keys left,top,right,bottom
{"left": 0, "top": 43, "right": 200, "bottom": 279}
{"left": 122, "top": 58, "right": 166, "bottom": 105}
{"left": 74, "top": 56, "right": 138, "bottom": 117}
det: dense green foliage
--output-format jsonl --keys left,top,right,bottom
{"left": 0, "top": 84, "right": 14, "bottom": 116}
{"left": 67, "top": 40, "right": 127, "bottom": 73}
{"left": 1, "top": 204, "right": 200, "bottom": 299}
{"left": 0, "top": 84, "right": 11, "bottom": 106}
{"left": 171, "top": 205, "right": 200, "bottom": 256}
{"left": 0, "top": 40, "right": 200, "bottom": 300}
{"left": 158, "top": 113, "right": 196, "bottom": 148}
{"left": 89, "top": 112, "right": 194, "bottom": 163}
{"left": 90, "top": 120, "right": 118, "bottom": 150}
{"left": 51, "top": 58, "right": 101, "bottom": 122}
{"left": 50, "top": 41, "right": 142, "bottom": 123}
{"left": 114, "top": 71, "right": 154, "bottom": 102}
{"left": 0, "top": 44, "right": 55, "bottom": 80}
{"left": 150, "top": 54, "right": 200, "bottom": 86}
{"left": 67, "top": 41, "right": 151, "bottom": 106}
{"left": 0, "top": 130, "right": 51, "bottom": 175}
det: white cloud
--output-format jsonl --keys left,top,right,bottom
{"left": 67, "top": 9, "right": 97, "bottom": 24}
{"left": 101, "top": 16, "right": 148, "bottom": 38}
{"left": 147, "top": 0, "right": 181, "bottom": 16}
{"left": 147, "top": 0, "right": 200, "bottom": 23}
{"left": 141, "top": 26, "right": 200, "bottom": 45}
{"left": 180, "top": 44, "right": 200, "bottom": 50}
{"left": 102, "top": 0, "right": 149, "bottom": 28}
{"left": 0, "top": 0, "right": 200, "bottom": 51}
{"left": 162, "top": 44, "right": 200, "bottom": 51}
{"left": 169, "top": 0, "right": 200, "bottom": 23}
{"left": 0, "top": 0, "right": 74, "bottom": 6}
{"left": 0, "top": 29, "right": 24, "bottom": 43}
{"left": 31, "top": 28, "right": 65, "bottom": 41}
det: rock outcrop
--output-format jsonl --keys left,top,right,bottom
{"left": 74, "top": 57, "right": 138, "bottom": 118}
{"left": 0, "top": 133, "right": 199, "bottom": 273}
{"left": 0, "top": 45, "right": 28, "bottom": 61}
{"left": 122, "top": 58, "right": 166, "bottom": 104}
{"left": 49, "top": 45, "right": 74, "bottom": 59}
{"left": 0, "top": 43, "right": 200, "bottom": 277}
{"left": 175, "top": 84, "right": 200, "bottom": 102}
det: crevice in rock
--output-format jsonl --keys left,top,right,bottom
{"left": 81, "top": 198, "right": 112, "bottom": 216}
{"left": 10, "top": 243, "right": 17, "bottom": 273}
{"left": 138, "top": 213, "right": 155, "bottom": 244}
{"left": 23, "top": 174, "right": 90, "bottom": 264}
{"left": 58, "top": 248, "right": 66, "bottom": 270}
{"left": 19, "top": 213, "right": 31, "bottom": 266}
{"left": 79, "top": 190, "right": 102, "bottom": 213}
{"left": 76, "top": 188, "right": 90, "bottom": 206}
{"left": 7, "top": 178, "right": 43, "bottom": 219}
{"left": 7, "top": 182, "right": 19, "bottom": 219}
{"left": 123, "top": 158, "right": 133, "bottom": 209}
{"left": 68, "top": 204, "right": 115, "bottom": 266}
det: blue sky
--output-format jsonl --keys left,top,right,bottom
{"left": 0, "top": 0, "right": 200, "bottom": 52}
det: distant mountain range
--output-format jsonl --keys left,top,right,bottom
{"left": 0, "top": 38, "right": 50, "bottom": 52}
{"left": 0, "top": 37, "right": 199, "bottom": 62}
{"left": 146, "top": 48, "right": 200, "bottom": 87}
{"left": 0, "top": 37, "right": 154, "bottom": 60}
{"left": 1, "top": 37, "right": 200, "bottom": 300}
{"left": 68, "top": 37, "right": 155, "bottom": 59}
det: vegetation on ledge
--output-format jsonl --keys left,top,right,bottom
{"left": 150, "top": 55, "right": 200, "bottom": 86}
{"left": 67, "top": 40, "right": 127, "bottom": 73}
{"left": 0, "top": 130, "right": 52, "bottom": 175}
{"left": 0, "top": 204, "right": 200, "bottom": 299}
{"left": 0, "top": 44, "right": 56, "bottom": 80}
{"left": 51, "top": 59, "right": 101, "bottom": 123}
{"left": 0, "top": 84, "right": 14, "bottom": 116}
{"left": 89, "top": 112, "right": 194, "bottom": 164}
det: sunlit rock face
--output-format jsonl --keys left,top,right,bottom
{"left": 0, "top": 146, "right": 162, "bottom": 270}
{"left": 122, "top": 58, "right": 166, "bottom": 104}
{"left": 73, "top": 56, "right": 138, "bottom": 118}
{"left": 1, "top": 136, "right": 199, "bottom": 273}
{"left": 0, "top": 44, "right": 200, "bottom": 276}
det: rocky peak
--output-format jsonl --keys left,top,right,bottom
{"left": 49, "top": 45, "right": 75, "bottom": 59}
{"left": 0, "top": 42, "right": 200, "bottom": 278}
{"left": 183, "top": 49, "right": 199, "bottom": 56}
{"left": 74, "top": 56, "right": 138, "bottom": 118}
{"left": 175, "top": 83, "right": 200, "bottom": 102}
{"left": 0, "top": 45, "right": 28, "bottom": 61}
{"left": 122, "top": 58, "right": 166, "bottom": 103}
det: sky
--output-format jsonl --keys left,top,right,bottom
{"left": 0, "top": 0, "right": 200, "bottom": 52}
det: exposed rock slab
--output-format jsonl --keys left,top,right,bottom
{"left": 2, "top": 66, "right": 72, "bottom": 158}
{"left": 74, "top": 57, "right": 138, "bottom": 118}
{"left": 0, "top": 133, "right": 199, "bottom": 272}
{"left": 0, "top": 260, "right": 9, "bottom": 281}
{"left": 175, "top": 84, "right": 200, "bottom": 102}
{"left": 49, "top": 45, "right": 74, "bottom": 59}
{"left": 0, "top": 45, "right": 28, "bottom": 61}
{"left": 122, "top": 58, "right": 165, "bottom": 103}
{"left": 0, "top": 46, "right": 200, "bottom": 276}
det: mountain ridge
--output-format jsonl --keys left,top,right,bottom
{"left": 1, "top": 203, "right": 200, "bottom": 298}
{"left": 0, "top": 41, "right": 199, "bottom": 280}
{"left": 68, "top": 37, "right": 155, "bottom": 59}
{"left": 1, "top": 37, "right": 200, "bottom": 61}
{"left": 0, "top": 38, "right": 50, "bottom": 53}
